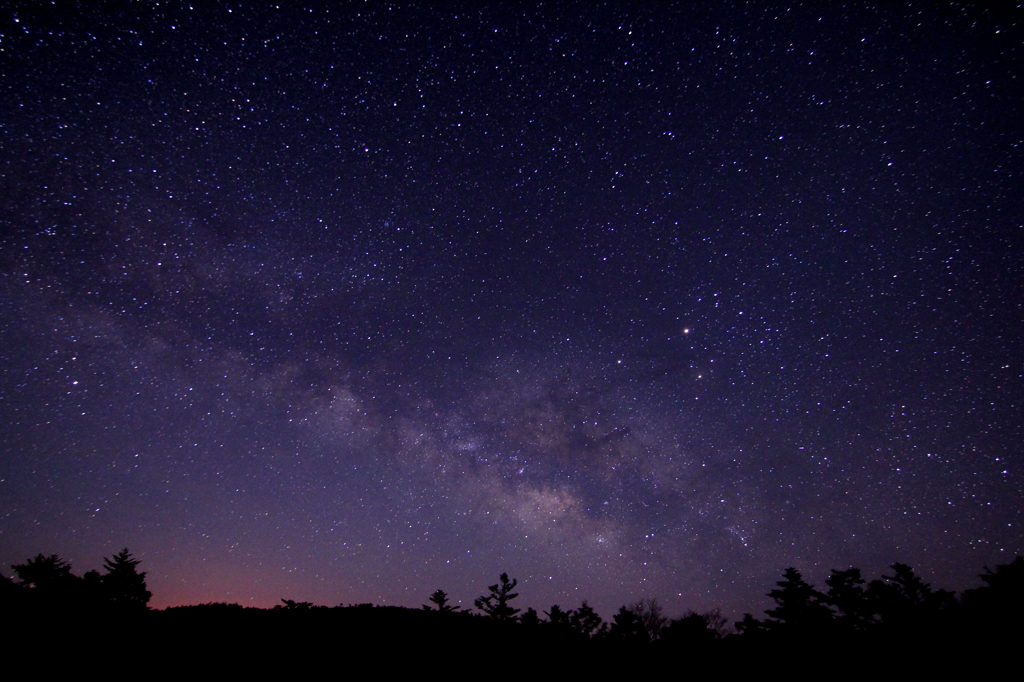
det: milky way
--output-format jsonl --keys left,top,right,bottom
{"left": 1, "top": 3, "right": 1021, "bottom": 619}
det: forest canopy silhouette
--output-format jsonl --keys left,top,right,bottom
{"left": 3, "top": 549, "right": 1021, "bottom": 667}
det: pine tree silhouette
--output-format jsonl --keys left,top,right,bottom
{"left": 425, "top": 589, "right": 460, "bottom": 612}
{"left": 824, "top": 567, "right": 873, "bottom": 632}
{"left": 868, "top": 562, "right": 953, "bottom": 630}
{"left": 544, "top": 603, "right": 573, "bottom": 627}
{"left": 766, "top": 567, "right": 832, "bottom": 633}
{"left": 101, "top": 548, "right": 151, "bottom": 610}
{"left": 474, "top": 573, "right": 520, "bottom": 621}
{"left": 609, "top": 604, "right": 645, "bottom": 642}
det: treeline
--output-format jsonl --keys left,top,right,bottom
{"left": 420, "top": 560, "right": 1024, "bottom": 649}
{"left": 2, "top": 548, "right": 151, "bottom": 614}
{"left": 4, "top": 551, "right": 1022, "bottom": 666}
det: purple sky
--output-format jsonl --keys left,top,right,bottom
{"left": 1, "top": 2, "right": 1021, "bottom": 621}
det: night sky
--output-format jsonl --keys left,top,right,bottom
{"left": 2, "top": 2, "right": 1022, "bottom": 620}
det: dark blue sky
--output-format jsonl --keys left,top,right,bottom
{"left": 1, "top": 2, "right": 1021, "bottom": 619}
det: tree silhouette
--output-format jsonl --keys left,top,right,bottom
{"left": 101, "top": 548, "right": 151, "bottom": 610}
{"left": 868, "top": 562, "right": 954, "bottom": 629}
{"left": 824, "top": 567, "right": 873, "bottom": 632}
{"left": 569, "top": 601, "right": 605, "bottom": 638}
{"left": 12, "top": 553, "right": 84, "bottom": 607}
{"left": 519, "top": 607, "right": 541, "bottom": 627}
{"left": 977, "top": 556, "right": 1024, "bottom": 593}
{"left": 474, "top": 573, "right": 520, "bottom": 621}
{"left": 965, "top": 556, "right": 1024, "bottom": 609}
{"left": 424, "top": 589, "right": 460, "bottom": 612}
{"left": 703, "top": 608, "right": 729, "bottom": 637}
{"left": 734, "top": 612, "right": 768, "bottom": 635}
{"left": 662, "top": 611, "right": 721, "bottom": 647}
{"left": 608, "top": 604, "right": 645, "bottom": 642}
{"left": 544, "top": 603, "right": 573, "bottom": 627}
{"left": 12, "top": 554, "right": 75, "bottom": 590}
{"left": 0, "top": 572, "right": 30, "bottom": 611}
{"left": 963, "top": 556, "right": 1024, "bottom": 636}
{"left": 630, "top": 598, "right": 667, "bottom": 642}
{"left": 765, "top": 567, "right": 832, "bottom": 633}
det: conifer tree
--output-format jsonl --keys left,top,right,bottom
{"left": 609, "top": 604, "right": 645, "bottom": 642}
{"left": 824, "top": 567, "right": 873, "bottom": 631}
{"left": 474, "top": 573, "right": 520, "bottom": 621}
{"left": 425, "top": 589, "right": 460, "bottom": 612}
{"left": 519, "top": 607, "right": 541, "bottom": 627}
{"left": 101, "top": 548, "right": 151, "bottom": 610}
{"left": 569, "top": 601, "right": 606, "bottom": 638}
{"left": 867, "top": 562, "right": 953, "bottom": 629}
{"left": 765, "top": 567, "right": 832, "bottom": 632}
{"left": 544, "top": 603, "right": 573, "bottom": 627}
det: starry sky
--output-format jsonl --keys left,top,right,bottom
{"left": 1, "top": 2, "right": 1022, "bottom": 619}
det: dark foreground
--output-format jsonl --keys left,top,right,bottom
{"left": 4, "top": 554, "right": 1021, "bottom": 674}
